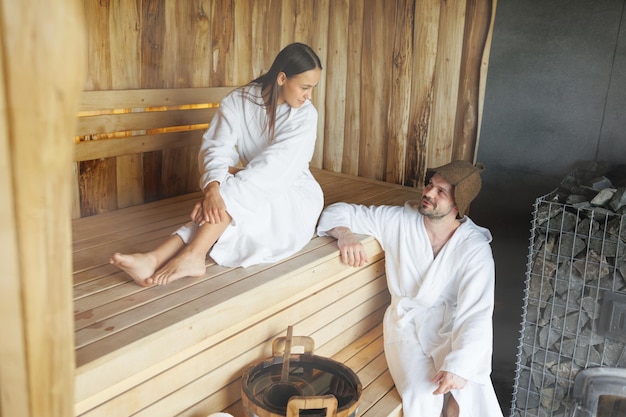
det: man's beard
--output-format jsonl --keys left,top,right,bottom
{"left": 418, "top": 197, "right": 454, "bottom": 220}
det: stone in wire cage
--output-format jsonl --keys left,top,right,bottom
{"left": 510, "top": 167, "right": 626, "bottom": 417}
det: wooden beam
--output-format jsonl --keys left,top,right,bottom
{"left": 74, "top": 131, "right": 204, "bottom": 162}
{"left": 0, "top": 1, "right": 85, "bottom": 417}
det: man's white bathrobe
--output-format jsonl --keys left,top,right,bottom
{"left": 175, "top": 84, "right": 323, "bottom": 267}
{"left": 317, "top": 201, "right": 504, "bottom": 417}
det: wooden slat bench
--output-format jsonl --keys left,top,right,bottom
{"left": 73, "top": 88, "right": 417, "bottom": 417}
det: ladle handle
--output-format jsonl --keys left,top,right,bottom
{"left": 272, "top": 335, "right": 314, "bottom": 356}
{"left": 286, "top": 395, "right": 338, "bottom": 417}
{"left": 281, "top": 326, "right": 293, "bottom": 382}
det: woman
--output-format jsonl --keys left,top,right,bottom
{"left": 110, "top": 42, "right": 324, "bottom": 286}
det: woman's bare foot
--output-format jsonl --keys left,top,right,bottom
{"left": 109, "top": 252, "right": 158, "bottom": 287}
{"left": 147, "top": 249, "right": 206, "bottom": 286}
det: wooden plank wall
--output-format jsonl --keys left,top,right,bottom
{"left": 78, "top": 0, "right": 497, "bottom": 213}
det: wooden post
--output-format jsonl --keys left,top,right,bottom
{"left": 0, "top": 1, "right": 85, "bottom": 417}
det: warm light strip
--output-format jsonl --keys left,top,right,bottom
{"left": 75, "top": 123, "right": 210, "bottom": 143}
{"left": 78, "top": 102, "right": 219, "bottom": 117}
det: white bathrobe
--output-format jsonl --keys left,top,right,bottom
{"left": 317, "top": 201, "right": 504, "bottom": 417}
{"left": 175, "top": 84, "right": 323, "bottom": 267}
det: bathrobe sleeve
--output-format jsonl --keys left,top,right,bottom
{"left": 440, "top": 239, "right": 496, "bottom": 385}
{"left": 198, "top": 93, "right": 243, "bottom": 189}
{"left": 317, "top": 202, "right": 403, "bottom": 251}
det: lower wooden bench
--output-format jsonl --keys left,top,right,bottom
{"left": 72, "top": 168, "right": 417, "bottom": 416}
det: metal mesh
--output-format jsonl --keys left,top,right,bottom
{"left": 510, "top": 190, "right": 626, "bottom": 417}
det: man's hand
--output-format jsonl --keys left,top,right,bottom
{"left": 327, "top": 226, "right": 369, "bottom": 267}
{"left": 431, "top": 371, "right": 466, "bottom": 395}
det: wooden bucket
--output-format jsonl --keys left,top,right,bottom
{"left": 241, "top": 333, "right": 362, "bottom": 417}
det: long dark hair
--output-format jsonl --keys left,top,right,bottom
{"left": 247, "top": 42, "right": 322, "bottom": 141}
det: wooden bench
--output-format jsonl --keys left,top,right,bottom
{"left": 72, "top": 88, "right": 415, "bottom": 417}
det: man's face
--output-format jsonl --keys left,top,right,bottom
{"left": 418, "top": 173, "right": 458, "bottom": 220}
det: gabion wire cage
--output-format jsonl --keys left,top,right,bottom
{"left": 510, "top": 188, "right": 626, "bottom": 417}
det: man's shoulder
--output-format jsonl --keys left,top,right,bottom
{"left": 457, "top": 218, "right": 494, "bottom": 253}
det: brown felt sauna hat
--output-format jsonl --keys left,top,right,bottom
{"left": 425, "top": 160, "right": 485, "bottom": 217}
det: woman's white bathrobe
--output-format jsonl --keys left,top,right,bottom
{"left": 175, "top": 84, "right": 323, "bottom": 267}
{"left": 317, "top": 201, "right": 503, "bottom": 417}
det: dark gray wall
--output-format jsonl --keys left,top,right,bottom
{"left": 471, "top": 3, "right": 626, "bottom": 409}
{"left": 477, "top": 0, "right": 626, "bottom": 207}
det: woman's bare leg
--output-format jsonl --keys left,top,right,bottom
{"left": 149, "top": 216, "right": 231, "bottom": 286}
{"left": 110, "top": 234, "right": 186, "bottom": 287}
{"left": 444, "top": 395, "right": 459, "bottom": 417}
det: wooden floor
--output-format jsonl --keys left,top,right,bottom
{"left": 72, "top": 168, "right": 419, "bottom": 416}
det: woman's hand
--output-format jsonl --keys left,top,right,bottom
{"left": 327, "top": 226, "right": 369, "bottom": 267}
{"left": 192, "top": 181, "right": 228, "bottom": 225}
{"left": 228, "top": 166, "right": 243, "bottom": 175}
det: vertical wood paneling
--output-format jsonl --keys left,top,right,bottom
{"left": 405, "top": 0, "right": 440, "bottom": 187}
{"left": 209, "top": 0, "right": 235, "bottom": 87}
{"left": 280, "top": 0, "right": 296, "bottom": 45}
{"left": 233, "top": 1, "right": 253, "bottom": 85}
{"left": 427, "top": 0, "right": 467, "bottom": 168}
{"left": 79, "top": 159, "right": 118, "bottom": 216}
{"left": 475, "top": 0, "right": 497, "bottom": 156}
{"left": 110, "top": 0, "right": 141, "bottom": 89}
{"left": 342, "top": 0, "right": 364, "bottom": 176}
{"left": 83, "top": 0, "right": 112, "bottom": 90}
{"left": 250, "top": 0, "right": 283, "bottom": 80}
{"left": 141, "top": 0, "right": 166, "bottom": 201}
{"left": 110, "top": 0, "right": 144, "bottom": 208}
{"left": 75, "top": 0, "right": 497, "bottom": 216}
{"left": 385, "top": 0, "right": 415, "bottom": 184}
{"left": 116, "top": 154, "right": 145, "bottom": 208}
{"left": 190, "top": 0, "right": 212, "bottom": 87}
{"left": 294, "top": 0, "right": 330, "bottom": 169}
{"left": 323, "top": 0, "right": 349, "bottom": 172}
{"left": 141, "top": 0, "right": 166, "bottom": 88}
{"left": 452, "top": 0, "right": 494, "bottom": 162}
{"left": 161, "top": 2, "right": 208, "bottom": 196}
{"left": 359, "top": 0, "right": 392, "bottom": 180}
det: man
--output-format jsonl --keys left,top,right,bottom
{"left": 316, "top": 160, "right": 503, "bottom": 417}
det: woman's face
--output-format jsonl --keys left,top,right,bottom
{"left": 277, "top": 68, "right": 321, "bottom": 108}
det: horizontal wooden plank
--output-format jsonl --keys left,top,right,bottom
{"left": 78, "top": 273, "right": 389, "bottom": 417}
{"left": 75, "top": 107, "right": 215, "bottom": 136}
{"left": 74, "top": 130, "right": 203, "bottom": 161}
{"left": 79, "top": 87, "right": 234, "bottom": 111}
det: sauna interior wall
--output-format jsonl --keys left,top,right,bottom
{"left": 78, "top": 0, "right": 496, "bottom": 217}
